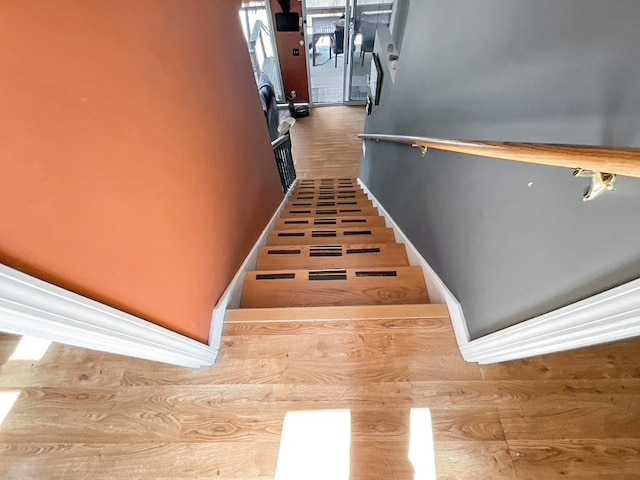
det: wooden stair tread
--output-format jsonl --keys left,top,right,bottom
{"left": 257, "top": 243, "right": 409, "bottom": 270}
{"left": 275, "top": 216, "right": 386, "bottom": 230}
{"left": 240, "top": 267, "right": 429, "bottom": 308}
{"left": 268, "top": 227, "right": 396, "bottom": 245}
{"left": 225, "top": 304, "right": 448, "bottom": 323}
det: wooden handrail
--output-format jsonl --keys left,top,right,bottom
{"left": 358, "top": 134, "right": 640, "bottom": 180}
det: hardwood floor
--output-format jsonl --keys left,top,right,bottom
{"left": 0, "top": 325, "right": 639, "bottom": 479}
{"left": 289, "top": 106, "right": 365, "bottom": 179}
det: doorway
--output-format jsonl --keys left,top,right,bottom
{"left": 304, "top": 0, "right": 394, "bottom": 105}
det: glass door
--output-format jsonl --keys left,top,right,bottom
{"left": 240, "top": 1, "right": 286, "bottom": 103}
{"left": 345, "top": 0, "right": 394, "bottom": 103}
{"left": 304, "top": 0, "right": 348, "bottom": 104}
{"left": 302, "top": 0, "right": 394, "bottom": 105}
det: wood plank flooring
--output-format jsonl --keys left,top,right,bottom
{"left": 0, "top": 326, "right": 639, "bottom": 479}
{"left": 289, "top": 106, "right": 365, "bottom": 179}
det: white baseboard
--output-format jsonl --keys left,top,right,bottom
{"left": 210, "top": 180, "right": 298, "bottom": 349}
{"left": 460, "top": 278, "right": 640, "bottom": 364}
{"left": 357, "top": 178, "right": 470, "bottom": 345}
{"left": 0, "top": 265, "right": 216, "bottom": 368}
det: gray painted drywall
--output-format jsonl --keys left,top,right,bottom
{"left": 360, "top": 0, "right": 640, "bottom": 339}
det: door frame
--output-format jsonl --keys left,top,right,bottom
{"left": 302, "top": 0, "right": 395, "bottom": 106}
{"left": 300, "top": 0, "right": 314, "bottom": 107}
{"left": 302, "top": 0, "right": 351, "bottom": 106}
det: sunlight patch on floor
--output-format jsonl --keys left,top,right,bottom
{"left": 0, "top": 392, "right": 20, "bottom": 427}
{"left": 275, "top": 409, "right": 351, "bottom": 480}
{"left": 10, "top": 336, "right": 52, "bottom": 361}
{"left": 409, "top": 408, "right": 437, "bottom": 480}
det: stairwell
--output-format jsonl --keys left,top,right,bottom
{"left": 226, "top": 178, "right": 445, "bottom": 323}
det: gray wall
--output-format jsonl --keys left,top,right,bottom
{"left": 361, "top": 0, "right": 640, "bottom": 339}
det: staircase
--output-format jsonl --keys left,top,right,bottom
{"left": 226, "top": 178, "right": 447, "bottom": 323}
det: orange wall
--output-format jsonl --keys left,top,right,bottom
{"left": 0, "top": 1, "right": 284, "bottom": 344}
{"left": 270, "top": 0, "right": 310, "bottom": 103}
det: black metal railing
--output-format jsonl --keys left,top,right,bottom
{"left": 272, "top": 133, "right": 297, "bottom": 192}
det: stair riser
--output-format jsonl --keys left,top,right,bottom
{"left": 268, "top": 228, "right": 396, "bottom": 246}
{"left": 275, "top": 216, "right": 386, "bottom": 230}
{"left": 298, "top": 179, "right": 357, "bottom": 186}
{"left": 257, "top": 244, "right": 409, "bottom": 270}
{"left": 294, "top": 187, "right": 363, "bottom": 195}
{"left": 295, "top": 184, "right": 360, "bottom": 192}
{"left": 281, "top": 207, "right": 380, "bottom": 218}
{"left": 291, "top": 192, "right": 369, "bottom": 201}
{"left": 287, "top": 199, "right": 373, "bottom": 209}
{"left": 241, "top": 268, "right": 429, "bottom": 308}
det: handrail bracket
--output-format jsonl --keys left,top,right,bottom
{"left": 573, "top": 169, "right": 616, "bottom": 202}
{"left": 412, "top": 144, "right": 428, "bottom": 157}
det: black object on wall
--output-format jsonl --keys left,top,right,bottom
{"left": 275, "top": 12, "right": 300, "bottom": 32}
{"left": 278, "top": 0, "right": 291, "bottom": 13}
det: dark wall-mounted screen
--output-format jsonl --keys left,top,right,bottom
{"left": 275, "top": 12, "right": 300, "bottom": 32}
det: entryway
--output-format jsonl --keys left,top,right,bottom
{"left": 304, "top": 0, "right": 393, "bottom": 105}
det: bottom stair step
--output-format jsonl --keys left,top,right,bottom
{"left": 240, "top": 267, "right": 429, "bottom": 308}
{"left": 225, "top": 304, "right": 449, "bottom": 323}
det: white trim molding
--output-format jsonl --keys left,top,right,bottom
{"left": 460, "top": 278, "right": 640, "bottom": 364}
{"left": 211, "top": 180, "right": 298, "bottom": 347}
{"left": 0, "top": 265, "right": 216, "bottom": 368}
{"left": 357, "top": 178, "right": 470, "bottom": 345}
